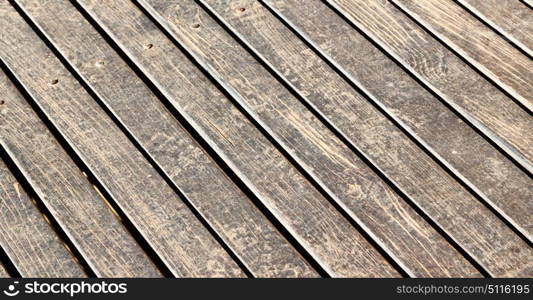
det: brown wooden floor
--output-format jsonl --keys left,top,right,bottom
{"left": 0, "top": 0, "right": 531, "bottom": 278}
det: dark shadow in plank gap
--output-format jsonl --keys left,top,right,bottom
{"left": 519, "top": 0, "right": 532, "bottom": 10}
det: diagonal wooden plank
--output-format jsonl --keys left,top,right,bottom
{"left": 76, "top": 0, "right": 399, "bottom": 277}
{"left": 323, "top": 0, "right": 533, "bottom": 172}
{"left": 392, "top": 0, "right": 533, "bottom": 111}
{"left": 139, "top": 0, "right": 482, "bottom": 277}
{"left": 0, "top": 70, "right": 159, "bottom": 277}
{"left": 14, "top": 0, "right": 316, "bottom": 278}
{"left": 0, "top": 2, "right": 243, "bottom": 278}
{"left": 145, "top": 0, "right": 532, "bottom": 277}
{"left": 0, "top": 157, "right": 87, "bottom": 278}
{"left": 458, "top": 0, "right": 533, "bottom": 57}
{"left": 258, "top": 0, "right": 533, "bottom": 243}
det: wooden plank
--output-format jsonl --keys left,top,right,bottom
{"left": 259, "top": 1, "right": 533, "bottom": 242}
{"left": 76, "top": 0, "right": 399, "bottom": 277}
{"left": 140, "top": 0, "right": 482, "bottom": 278}
{"left": 0, "top": 2, "right": 243, "bottom": 278}
{"left": 14, "top": 0, "right": 316, "bottom": 278}
{"left": 392, "top": 0, "right": 533, "bottom": 111}
{"left": 157, "top": 0, "right": 532, "bottom": 277}
{"left": 458, "top": 0, "right": 533, "bottom": 56}
{"left": 323, "top": 0, "right": 533, "bottom": 172}
{"left": 0, "top": 70, "right": 159, "bottom": 277}
{"left": 0, "top": 158, "right": 87, "bottom": 278}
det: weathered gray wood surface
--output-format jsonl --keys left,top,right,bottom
{"left": 0, "top": 157, "right": 86, "bottom": 278}
{"left": 76, "top": 0, "right": 400, "bottom": 277}
{"left": 393, "top": 0, "right": 533, "bottom": 111}
{"left": 140, "top": 0, "right": 483, "bottom": 277}
{"left": 459, "top": 0, "right": 533, "bottom": 57}
{"left": 15, "top": 0, "right": 316, "bottom": 278}
{"left": 0, "top": 69, "right": 159, "bottom": 277}
{"left": 0, "top": 0, "right": 530, "bottom": 279}
{"left": 324, "top": 0, "right": 533, "bottom": 172}
{"left": 0, "top": 2, "right": 243, "bottom": 278}
{"left": 261, "top": 0, "right": 533, "bottom": 243}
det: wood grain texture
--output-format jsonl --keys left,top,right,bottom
{"left": 0, "top": 70, "right": 159, "bottom": 277}
{"left": 0, "top": 2, "right": 243, "bottom": 278}
{"left": 76, "top": 0, "right": 399, "bottom": 277}
{"left": 325, "top": 0, "right": 533, "bottom": 171}
{"left": 0, "top": 157, "right": 86, "bottom": 278}
{"left": 14, "top": 0, "right": 316, "bottom": 279}
{"left": 140, "top": 0, "right": 482, "bottom": 278}
{"left": 197, "top": 0, "right": 533, "bottom": 277}
{"left": 459, "top": 0, "right": 533, "bottom": 56}
{"left": 263, "top": 0, "right": 533, "bottom": 243}
{"left": 392, "top": 0, "right": 533, "bottom": 111}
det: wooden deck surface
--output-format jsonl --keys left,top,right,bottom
{"left": 0, "top": 0, "right": 531, "bottom": 278}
